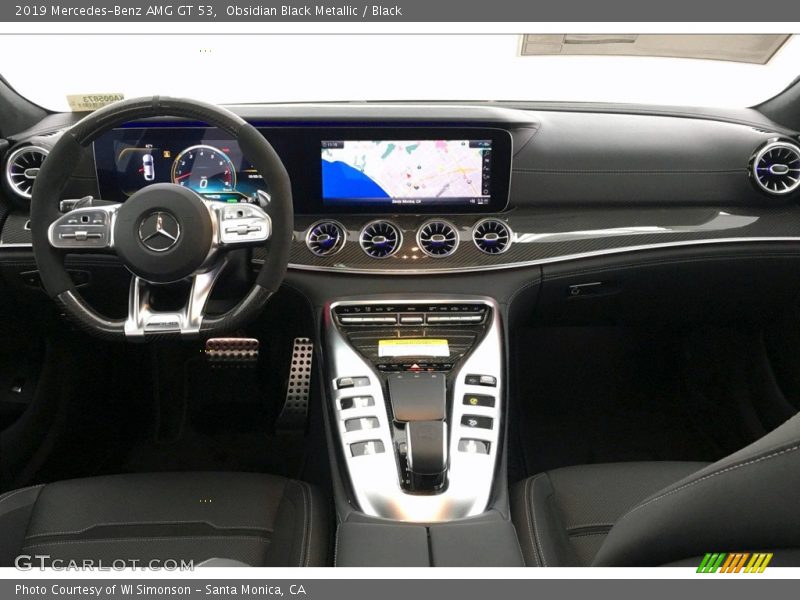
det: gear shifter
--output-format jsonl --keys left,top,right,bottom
{"left": 405, "top": 420, "right": 447, "bottom": 491}
{"left": 388, "top": 373, "right": 448, "bottom": 491}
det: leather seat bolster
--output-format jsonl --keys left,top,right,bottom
{"left": 512, "top": 462, "right": 706, "bottom": 567}
{"left": 594, "top": 414, "right": 800, "bottom": 566}
{"left": 0, "top": 485, "right": 43, "bottom": 567}
{"left": 0, "top": 473, "right": 329, "bottom": 567}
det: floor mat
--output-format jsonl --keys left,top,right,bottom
{"left": 511, "top": 326, "right": 728, "bottom": 479}
{"left": 121, "top": 353, "right": 306, "bottom": 478}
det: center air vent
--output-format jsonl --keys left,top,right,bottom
{"left": 5, "top": 146, "right": 49, "bottom": 199}
{"left": 472, "top": 219, "right": 512, "bottom": 255}
{"left": 751, "top": 140, "right": 800, "bottom": 196}
{"left": 305, "top": 220, "right": 346, "bottom": 256}
{"left": 417, "top": 220, "right": 459, "bottom": 257}
{"left": 359, "top": 220, "right": 402, "bottom": 259}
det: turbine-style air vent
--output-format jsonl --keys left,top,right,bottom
{"left": 752, "top": 141, "right": 800, "bottom": 196}
{"left": 417, "top": 220, "right": 459, "bottom": 257}
{"left": 359, "top": 220, "right": 402, "bottom": 259}
{"left": 305, "top": 220, "right": 346, "bottom": 256}
{"left": 472, "top": 219, "right": 512, "bottom": 255}
{"left": 5, "top": 146, "right": 48, "bottom": 199}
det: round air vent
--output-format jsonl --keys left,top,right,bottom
{"left": 751, "top": 140, "right": 800, "bottom": 196}
{"left": 417, "top": 220, "right": 459, "bottom": 258}
{"left": 305, "top": 220, "right": 346, "bottom": 257}
{"left": 5, "top": 145, "right": 49, "bottom": 199}
{"left": 359, "top": 220, "right": 402, "bottom": 259}
{"left": 472, "top": 219, "right": 512, "bottom": 255}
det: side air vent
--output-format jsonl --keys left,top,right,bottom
{"left": 5, "top": 146, "right": 49, "bottom": 199}
{"left": 417, "top": 220, "right": 459, "bottom": 258}
{"left": 472, "top": 219, "right": 512, "bottom": 255}
{"left": 305, "top": 220, "right": 346, "bottom": 257}
{"left": 359, "top": 220, "right": 402, "bottom": 259}
{"left": 751, "top": 140, "right": 800, "bottom": 196}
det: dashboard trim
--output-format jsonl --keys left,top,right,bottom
{"left": 273, "top": 236, "right": 800, "bottom": 275}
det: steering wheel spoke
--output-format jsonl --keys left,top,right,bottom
{"left": 124, "top": 257, "right": 228, "bottom": 338}
{"left": 48, "top": 204, "right": 119, "bottom": 252}
{"left": 206, "top": 200, "right": 271, "bottom": 249}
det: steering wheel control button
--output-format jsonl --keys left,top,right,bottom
{"left": 461, "top": 414, "right": 494, "bottom": 430}
{"left": 463, "top": 393, "right": 496, "bottom": 408}
{"left": 350, "top": 440, "right": 385, "bottom": 457}
{"left": 49, "top": 209, "right": 113, "bottom": 249}
{"left": 218, "top": 203, "right": 271, "bottom": 245}
{"left": 458, "top": 439, "right": 491, "bottom": 454}
{"left": 336, "top": 376, "right": 370, "bottom": 389}
{"left": 340, "top": 396, "right": 375, "bottom": 410}
{"left": 345, "top": 417, "right": 380, "bottom": 432}
{"left": 465, "top": 374, "right": 497, "bottom": 387}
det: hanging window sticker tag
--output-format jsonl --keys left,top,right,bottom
{"left": 67, "top": 93, "right": 125, "bottom": 112}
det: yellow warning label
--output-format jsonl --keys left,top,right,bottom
{"left": 378, "top": 339, "right": 450, "bottom": 358}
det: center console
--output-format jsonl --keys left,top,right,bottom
{"left": 324, "top": 296, "right": 504, "bottom": 522}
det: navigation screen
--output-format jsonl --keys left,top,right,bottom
{"left": 321, "top": 139, "right": 492, "bottom": 208}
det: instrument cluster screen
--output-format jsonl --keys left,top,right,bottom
{"left": 94, "top": 127, "right": 267, "bottom": 204}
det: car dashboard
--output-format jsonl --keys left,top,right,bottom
{"left": 3, "top": 103, "right": 800, "bottom": 277}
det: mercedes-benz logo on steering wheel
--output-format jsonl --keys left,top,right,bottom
{"left": 138, "top": 211, "right": 181, "bottom": 252}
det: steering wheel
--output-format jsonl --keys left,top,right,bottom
{"left": 30, "top": 96, "right": 293, "bottom": 341}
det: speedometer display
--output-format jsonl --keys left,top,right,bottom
{"left": 93, "top": 128, "right": 267, "bottom": 204}
{"left": 171, "top": 145, "right": 237, "bottom": 193}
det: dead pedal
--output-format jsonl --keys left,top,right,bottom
{"left": 205, "top": 337, "right": 259, "bottom": 366}
{"left": 277, "top": 337, "right": 314, "bottom": 431}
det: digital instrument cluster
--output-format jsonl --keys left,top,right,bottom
{"left": 94, "top": 127, "right": 267, "bottom": 204}
{"left": 94, "top": 125, "right": 512, "bottom": 214}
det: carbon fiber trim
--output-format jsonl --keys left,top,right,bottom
{"left": 254, "top": 206, "right": 800, "bottom": 275}
{"left": 0, "top": 213, "right": 32, "bottom": 246}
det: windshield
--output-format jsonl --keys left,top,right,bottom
{"left": 3, "top": 34, "right": 800, "bottom": 111}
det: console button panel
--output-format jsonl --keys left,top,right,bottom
{"left": 326, "top": 297, "right": 504, "bottom": 522}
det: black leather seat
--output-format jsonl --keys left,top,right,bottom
{"left": 511, "top": 412, "right": 800, "bottom": 567}
{"left": 0, "top": 472, "right": 329, "bottom": 567}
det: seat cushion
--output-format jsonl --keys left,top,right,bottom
{"left": 510, "top": 462, "right": 706, "bottom": 567}
{"left": 0, "top": 472, "right": 329, "bottom": 567}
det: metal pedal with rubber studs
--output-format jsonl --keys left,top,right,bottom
{"left": 277, "top": 337, "right": 314, "bottom": 430}
{"left": 204, "top": 337, "right": 259, "bottom": 366}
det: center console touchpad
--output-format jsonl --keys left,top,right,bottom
{"left": 387, "top": 372, "right": 446, "bottom": 422}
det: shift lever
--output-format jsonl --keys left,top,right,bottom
{"left": 387, "top": 373, "right": 449, "bottom": 491}
{"left": 406, "top": 420, "right": 447, "bottom": 491}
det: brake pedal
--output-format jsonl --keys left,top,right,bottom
{"left": 204, "top": 337, "right": 259, "bottom": 366}
{"left": 277, "top": 337, "right": 314, "bottom": 431}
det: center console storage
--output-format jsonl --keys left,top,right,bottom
{"left": 324, "top": 296, "right": 504, "bottom": 522}
{"left": 335, "top": 514, "right": 524, "bottom": 567}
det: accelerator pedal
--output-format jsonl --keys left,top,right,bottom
{"left": 204, "top": 337, "right": 259, "bottom": 366}
{"left": 276, "top": 337, "right": 314, "bottom": 431}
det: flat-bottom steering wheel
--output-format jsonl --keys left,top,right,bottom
{"left": 30, "top": 97, "right": 293, "bottom": 341}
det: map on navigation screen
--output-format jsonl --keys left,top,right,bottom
{"left": 321, "top": 139, "right": 492, "bottom": 207}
